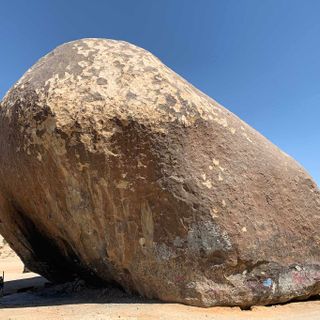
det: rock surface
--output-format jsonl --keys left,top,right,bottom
{"left": 0, "top": 38, "right": 319, "bottom": 307}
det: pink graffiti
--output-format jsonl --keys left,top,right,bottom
{"left": 312, "top": 271, "right": 320, "bottom": 281}
{"left": 175, "top": 275, "right": 185, "bottom": 283}
{"left": 206, "top": 288, "right": 218, "bottom": 295}
{"left": 292, "top": 271, "right": 308, "bottom": 285}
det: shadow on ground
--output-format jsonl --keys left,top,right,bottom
{"left": 4, "top": 276, "right": 47, "bottom": 295}
{"left": 0, "top": 276, "right": 158, "bottom": 308}
{"left": 1, "top": 275, "right": 320, "bottom": 312}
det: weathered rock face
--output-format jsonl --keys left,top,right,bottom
{"left": 0, "top": 39, "right": 319, "bottom": 307}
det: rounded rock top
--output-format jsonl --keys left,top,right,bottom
{"left": 3, "top": 38, "right": 226, "bottom": 131}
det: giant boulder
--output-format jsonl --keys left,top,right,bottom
{"left": 0, "top": 39, "right": 319, "bottom": 307}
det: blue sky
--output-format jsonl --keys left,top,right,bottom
{"left": 1, "top": 0, "right": 319, "bottom": 185}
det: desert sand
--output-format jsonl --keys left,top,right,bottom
{"left": 1, "top": 247, "right": 320, "bottom": 320}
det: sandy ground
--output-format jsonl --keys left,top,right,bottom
{"left": 1, "top": 246, "right": 320, "bottom": 319}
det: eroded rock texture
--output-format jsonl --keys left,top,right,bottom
{"left": 0, "top": 39, "right": 319, "bottom": 307}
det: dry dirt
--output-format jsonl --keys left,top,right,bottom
{"left": 1, "top": 244, "right": 320, "bottom": 320}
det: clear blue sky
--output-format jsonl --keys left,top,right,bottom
{"left": 1, "top": 0, "right": 319, "bottom": 185}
